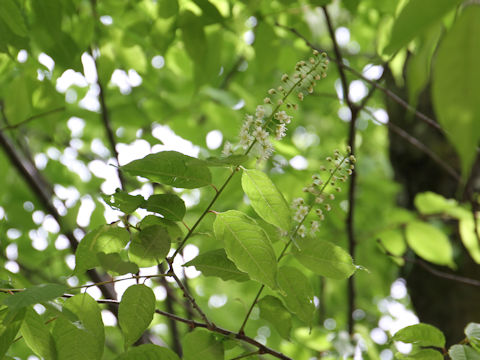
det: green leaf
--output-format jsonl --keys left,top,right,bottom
{"left": 385, "top": 0, "right": 462, "bottom": 54}
{"left": 258, "top": 295, "right": 292, "bottom": 340}
{"left": 128, "top": 225, "right": 171, "bottom": 267}
{"left": 97, "top": 252, "right": 139, "bottom": 275}
{"left": 0, "top": 0, "right": 27, "bottom": 37}
{"left": 276, "top": 266, "right": 315, "bottom": 326}
{"left": 0, "top": 309, "right": 25, "bottom": 359}
{"left": 3, "top": 284, "right": 68, "bottom": 310}
{"left": 432, "top": 6, "right": 480, "bottom": 179}
{"left": 179, "top": 11, "right": 206, "bottom": 65}
{"left": 200, "top": 87, "right": 240, "bottom": 108}
{"left": 466, "top": 323, "right": 480, "bottom": 343}
{"left": 414, "top": 192, "right": 460, "bottom": 216}
{"left": 393, "top": 323, "right": 445, "bottom": 347}
{"left": 74, "top": 225, "right": 130, "bottom": 274}
{"left": 183, "top": 329, "right": 224, "bottom": 360}
{"left": 396, "top": 349, "right": 444, "bottom": 360}
{"left": 406, "top": 221, "right": 455, "bottom": 268}
{"left": 214, "top": 210, "right": 278, "bottom": 289}
{"left": 122, "top": 151, "right": 212, "bottom": 189}
{"left": 184, "top": 248, "right": 250, "bottom": 282}
{"left": 378, "top": 229, "right": 406, "bottom": 257}
{"left": 204, "top": 154, "right": 249, "bottom": 167}
{"left": 21, "top": 308, "right": 56, "bottom": 360}
{"left": 293, "top": 237, "right": 356, "bottom": 279}
{"left": 52, "top": 294, "right": 104, "bottom": 360}
{"left": 139, "top": 215, "right": 184, "bottom": 242}
{"left": 241, "top": 169, "right": 291, "bottom": 231}
{"left": 192, "top": 0, "right": 224, "bottom": 25}
{"left": 116, "top": 344, "right": 180, "bottom": 360}
{"left": 449, "top": 345, "right": 480, "bottom": 360}
{"left": 459, "top": 216, "right": 480, "bottom": 264}
{"left": 102, "top": 189, "right": 145, "bottom": 213}
{"left": 141, "top": 193, "right": 186, "bottom": 221}
{"left": 119, "top": 284, "right": 156, "bottom": 348}
{"left": 157, "top": 0, "right": 179, "bottom": 18}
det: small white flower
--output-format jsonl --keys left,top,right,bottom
{"left": 222, "top": 141, "right": 233, "bottom": 156}
{"left": 255, "top": 105, "right": 265, "bottom": 119}
{"left": 298, "top": 224, "right": 306, "bottom": 238}
{"left": 292, "top": 197, "right": 304, "bottom": 208}
{"left": 275, "top": 123, "right": 287, "bottom": 140}
{"left": 310, "top": 221, "right": 319, "bottom": 234}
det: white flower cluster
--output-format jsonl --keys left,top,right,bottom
{"left": 222, "top": 50, "right": 329, "bottom": 162}
{"left": 290, "top": 149, "right": 355, "bottom": 236}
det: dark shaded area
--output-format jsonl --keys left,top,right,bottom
{"left": 385, "top": 66, "right": 480, "bottom": 345}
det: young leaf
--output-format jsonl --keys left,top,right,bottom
{"left": 241, "top": 169, "right": 291, "bottom": 231}
{"left": 449, "top": 345, "right": 480, "bottom": 360}
{"left": 466, "top": 323, "right": 480, "bottom": 344}
{"left": 102, "top": 189, "right": 145, "bottom": 214}
{"left": 141, "top": 193, "right": 186, "bottom": 221}
{"left": 406, "top": 221, "right": 455, "bottom": 268}
{"left": 393, "top": 323, "right": 445, "bottom": 348}
{"left": 21, "top": 308, "right": 56, "bottom": 360}
{"left": 414, "top": 192, "right": 460, "bottom": 216}
{"left": 459, "top": 216, "right": 480, "bottom": 264}
{"left": 119, "top": 284, "right": 156, "bottom": 348}
{"left": 3, "top": 284, "right": 68, "bottom": 310}
{"left": 385, "top": 0, "right": 462, "bottom": 54}
{"left": 258, "top": 295, "right": 292, "bottom": 339}
{"left": 74, "top": 224, "right": 130, "bottom": 275}
{"left": 432, "top": 6, "right": 480, "bottom": 179}
{"left": 182, "top": 329, "right": 224, "bottom": 360}
{"left": 184, "top": 248, "right": 250, "bottom": 282}
{"left": 52, "top": 294, "right": 104, "bottom": 360}
{"left": 121, "top": 151, "right": 212, "bottom": 189}
{"left": 293, "top": 237, "right": 356, "bottom": 279}
{"left": 116, "top": 344, "right": 180, "bottom": 360}
{"left": 128, "top": 225, "right": 171, "bottom": 267}
{"left": 97, "top": 252, "right": 139, "bottom": 275}
{"left": 396, "top": 349, "right": 444, "bottom": 360}
{"left": 276, "top": 266, "right": 315, "bottom": 326}
{"left": 214, "top": 210, "right": 277, "bottom": 289}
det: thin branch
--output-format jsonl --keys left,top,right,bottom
{"left": 362, "top": 107, "right": 461, "bottom": 181}
{"left": 377, "top": 240, "right": 480, "bottom": 287}
{"left": 322, "top": 5, "right": 360, "bottom": 336}
{"left": 274, "top": 21, "right": 444, "bottom": 133}
{"left": 0, "top": 107, "right": 65, "bottom": 131}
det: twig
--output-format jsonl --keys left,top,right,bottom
{"left": 362, "top": 107, "right": 460, "bottom": 181}
{"left": 377, "top": 239, "right": 480, "bottom": 287}
{"left": 274, "top": 22, "right": 444, "bottom": 133}
{"left": 0, "top": 107, "right": 65, "bottom": 131}
{"left": 229, "top": 350, "right": 262, "bottom": 360}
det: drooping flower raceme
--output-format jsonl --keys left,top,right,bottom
{"left": 223, "top": 50, "right": 329, "bottom": 161}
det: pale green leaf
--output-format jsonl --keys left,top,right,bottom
{"left": 119, "top": 284, "right": 156, "bottom": 348}
{"left": 385, "top": 0, "right": 462, "bottom": 54}
{"left": 3, "top": 284, "right": 68, "bottom": 310}
{"left": 141, "top": 193, "right": 186, "bottom": 221}
{"left": 183, "top": 329, "right": 224, "bottom": 360}
{"left": 258, "top": 295, "right": 292, "bottom": 340}
{"left": 459, "top": 216, "right": 480, "bottom": 264}
{"left": 128, "top": 225, "right": 171, "bottom": 267}
{"left": 116, "top": 344, "right": 180, "bottom": 360}
{"left": 214, "top": 210, "right": 278, "bottom": 289}
{"left": 277, "top": 266, "right": 315, "bottom": 326}
{"left": 466, "top": 323, "right": 480, "bottom": 343}
{"left": 52, "top": 294, "right": 104, "bottom": 360}
{"left": 414, "top": 192, "right": 462, "bottom": 216}
{"left": 241, "top": 169, "right": 291, "bottom": 231}
{"left": 393, "top": 323, "right": 445, "bottom": 348}
{"left": 293, "top": 237, "right": 356, "bottom": 279}
{"left": 396, "top": 349, "right": 444, "bottom": 360}
{"left": 21, "top": 308, "right": 56, "bottom": 360}
{"left": 74, "top": 225, "right": 130, "bottom": 274}
{"left": 122, "top": 151, "right": 212, "bottom": 189}
{"left": 184, "top": 248, "right": 250, "bottom": 282}
{"left": 406, "top": 221, "right": 455, "bottom": 268}
{"left": 432, "top": 6, "right": 480, "bottom": 179}
{"left": 97, "top": 252, "right": 139, "bottom": 275}
{"left": 449, "top": 345, "right": 480, "bottom": 360}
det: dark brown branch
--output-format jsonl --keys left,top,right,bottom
{"left": 377, "top": 240, "right": 480, "bottom": 287}
{"left": 322, "top": 6, "right": 359, "bottom": 336}
{"left": 274, "top": 21, "right": 443, "bottom": 133}
{"left": 362, "top": 107, "right": 460, "bottom": 181}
